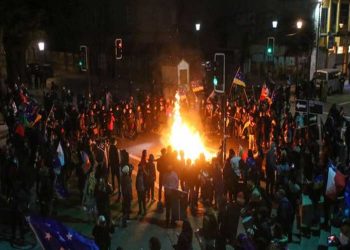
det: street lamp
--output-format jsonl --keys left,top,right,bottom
{"left": 38, "top": 42, "right": 45, "bottom": 51}
{"left": 272, "top": 20, "right": 278, "bottom": 29}
{"left": 297, "top": 20, "right": 303, "bottom": 29}
{"left": 195, "top": 23, "right": 201, "bottom": 31}
{"left": 313, "top": 0, "right": 323, "bottom": 79}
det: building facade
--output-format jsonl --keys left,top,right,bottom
{"left": 314, "top": 0, "right": 350, "bottom": 76}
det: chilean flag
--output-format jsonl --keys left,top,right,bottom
{"left": 326, "top": 162, "right": 346, "bottom": 200}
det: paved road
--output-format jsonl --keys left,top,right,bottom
{"left": 1, "top": 78, "right": 350, "bottom": 249}
{"left": 119, "top": 132, "right": 337, "bottom": 250}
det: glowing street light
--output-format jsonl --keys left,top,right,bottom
{"left": 297, "top": 20, "right": 303, "bottom": 29}
{"left": 272, "top": 20, "right": 278, "bottom": 29}
{"left": 38, "top": 42, "right": 45, "bottom": 51}
{"left": 195, "top": 23, "right": 201, "bottom": 31}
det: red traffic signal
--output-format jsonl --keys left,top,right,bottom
{"left": 115, "top": 38, "right": 123, "bottom": 59}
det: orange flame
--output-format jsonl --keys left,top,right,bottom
{"left": 165, "top": 93, "right": 215, "bottom": 161}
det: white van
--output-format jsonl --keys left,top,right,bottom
{"left": 313, "top": 68, "right": 345, "bottom": 94}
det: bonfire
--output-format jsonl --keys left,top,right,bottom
{"left": 164, "top": 92, "right": 215, "bottom": 161}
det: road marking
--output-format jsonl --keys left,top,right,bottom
{"left": 338, "top": 101, "right": 350, "bottom": 106}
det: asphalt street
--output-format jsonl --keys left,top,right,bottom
{"left": 0, "top": 79, "right": 350, "bottom": 249}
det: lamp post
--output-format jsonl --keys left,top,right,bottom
{"left": 272, "top": 20, "right": 278, "bottom": 29}
{"left": 38, "top": 41, "right": 45, "bottom": 65}
{"left": 195, "top": 23, "right": 201, "bottom": 52}
{"left": 338, "top": 23, "right": 349, "bottom": 76}
{"left": 297, "top": 20, "right": 303, "bottom": 29}
{"left": 315, "top": 0, "right": 323, "bottom": 75}
{"left": 38, "top": 42, "right": 45, "bottom": 51}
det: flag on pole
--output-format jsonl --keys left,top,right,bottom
{"left": 325, "top": 161, "right": 346, "bottom": 200}
{"left": 81, "top": 151, "right": 91, "bottom": 174}
{"left": 206, "top": 90, "right": 216, "bottom": 103}
{"left": 30, "top": 113, "right": 42, "bottom": 127}
{"left": 57, "top": 142, "right": 65, "bottom": 167}
{"left": 344, "top": 180, "right": 350, "bottom": 209}
{"left": 233, "top": 69, "right": 246, "bottom": 88}
{"left": 27, "top": 215, "right": 98, "bottom": 250}
{"left": 326, "top": 164, "right": 337, "bottom": 200}
{"left": 335, "top": 169, "right": 346, "bottom": 193}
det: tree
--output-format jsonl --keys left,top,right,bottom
{"left": 0, "top": 0, "right": 46, "bottom": 84}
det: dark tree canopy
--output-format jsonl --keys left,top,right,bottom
{"left": 0, "top": 0, "right": 45, "bottom": 83}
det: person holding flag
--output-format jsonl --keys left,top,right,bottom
{"left": 53, "top": 142, "right": 69, "bottom": 199}
{"left": 259, "top": 83, "right": 269, "bottom": 103}
{"left": 232, "top": 68, "right": 246, "bottom": 88}
{"left": 241, "top": 115, "right": 256, "bottom": 151}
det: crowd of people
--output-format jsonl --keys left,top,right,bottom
{"left": 1, "top": 78, "right": 350, "bottom": 250}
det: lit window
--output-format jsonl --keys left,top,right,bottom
{"left": 338, "top": 46, "right": 344, "bottom": 54}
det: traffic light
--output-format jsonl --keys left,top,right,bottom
{"left": 115, "top": 38, "right": 123, "bottom": 59}
{"left": 213, "top": 53, "right": 225, "bottom": 93}
{"left": 213, "top": 75, "right": 218, "bottom": 86}
{"left": 267, "top": 37, "right": 275, "bottom": 55}
{"left": 79, "top": 45, "right": 88, "bottom": 71}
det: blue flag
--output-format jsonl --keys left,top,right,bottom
{"left": 345, "top": 180, "right": 350, "bottom": 209}
{"left": 27, "top": 215, "right": 98, "bottom": 250}
{"left": 57, "top": 142, "right": 65, "bottom": 167}
{"left": 233, "top": 69, "right": 246, "bottom": 88}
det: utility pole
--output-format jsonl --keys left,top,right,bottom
{"left": 214, "top": 53, "right": 226, "bottom": 164}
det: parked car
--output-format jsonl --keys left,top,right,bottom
{"left": 313, "top": 68, "right": 345, "bottom": 95}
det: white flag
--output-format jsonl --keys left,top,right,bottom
{"left": 57, "top": 142, "right": 65, "bottom": 166}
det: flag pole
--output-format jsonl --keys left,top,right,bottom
{"left": 243, "top": 88, "right": 249, "bottom": 104}
{"left": 45, "top": 104, "right": 54, "bottom": 128}
{"left": 229, "top": 67, "right": 240, "bottom": 99}
{"left": 26, "top": 217, "right": 46, "bottom": 250}
{"left": 252, "top": 84, "right": 256, "bottom": 103}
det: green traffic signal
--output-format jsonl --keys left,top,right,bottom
{"left": 213, "top": 76, "right": 218, "bottom": 86}
{"left": 79, "top": 61, "right": 83, "bottom": 67}
{"left": 267, "top": 47, "right": 272, "bottom": 54}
